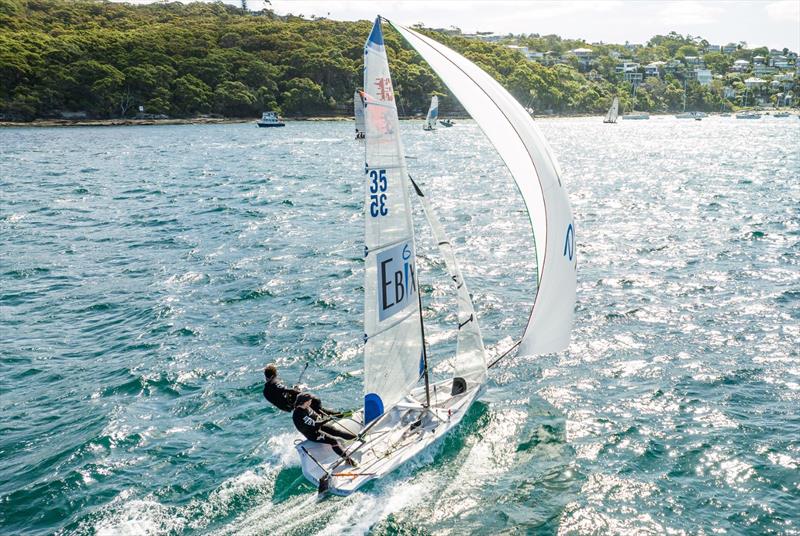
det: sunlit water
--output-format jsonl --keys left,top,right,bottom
{"left": 1, "top": 116, "right": 798, "bottom": 535}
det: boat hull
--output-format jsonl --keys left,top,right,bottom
{"left": 296, "top": 378, "right": 482, "bottom": 495}
{"left": 257, "top": 122, "right": 285, "bottom": 127}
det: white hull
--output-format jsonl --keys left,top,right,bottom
{"left": 296, "top": 378, "right": 482, "bottom": 495}
{"left": 675, "top": 112, "right": 707, "bottom": 119}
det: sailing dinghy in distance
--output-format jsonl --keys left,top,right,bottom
{"left": 423, "top": 95, "right": 438, "bottom": 130}
{"left": 604, "top": 97, "right": 619, "bottom": 124}
{"left": 295, "top": 17, "right": 576, "bottom": 496}
{"left": 354, "top": 90, "right": 365, "bottom": 139}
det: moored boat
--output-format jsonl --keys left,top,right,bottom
{"left": 736, "top": 111, "right": 761, "bottom": 119}
{"left": 256, "top": 111, "right": 285, "bottom": 127}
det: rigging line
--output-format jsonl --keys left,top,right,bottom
{"left": 487, "top": 339, "right": 522, "bottom": 369}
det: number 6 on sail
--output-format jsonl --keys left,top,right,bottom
{"left": 295, "top": 16, "right": 576, "bottom": 496}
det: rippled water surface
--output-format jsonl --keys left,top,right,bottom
{"left": 1, "top": 117, "right": 799, "bottom": 535}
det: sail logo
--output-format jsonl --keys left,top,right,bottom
{"left": 375, "top": 77, "right": 394, "bottom": 101}
{"left": 377, "top": 242, "right": 416, "bottom": 321}
{"left": 563, "top": 223, "right": 575, "bottom": 261}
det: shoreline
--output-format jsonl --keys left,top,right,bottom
{"left": 2, "top": 110, "right": 791, "bottom": 128}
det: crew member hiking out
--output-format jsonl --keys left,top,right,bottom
{"left": 293, "top": 393, "right": 357, "bottom": 466}
{"left": 262, "top": 363, "right": 342, "bottom": 416}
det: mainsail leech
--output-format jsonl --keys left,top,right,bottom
{"left": 387, "top": 20, "right": 577, "bottom": 356}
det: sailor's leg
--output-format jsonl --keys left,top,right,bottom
{"left": 315, "top": 432, "right": 346, "bottom": 457}
{"left": 320, "top": 423, "right": 356, "bottom": 441}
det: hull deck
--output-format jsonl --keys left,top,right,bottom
{"left": 296, "top": 378, "right": 481, "bottom": 495}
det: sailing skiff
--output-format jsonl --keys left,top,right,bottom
{"left": 423, "top": 95, "right": 438, "bottom": 130}
{"left": 295, "top": 16, "right": 576, "bottom": 496}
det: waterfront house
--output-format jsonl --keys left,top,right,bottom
{"left": 644, "top": 61, "right": 665, "bottom": 77}
{"left": 567, "top": 47, "right": 593, "bottom": 71}
{"left": 731, "top": 59, "right": 750, "bottom": 72}
{"left": 744, "top": 77, "right": 766, "bottom": 89}
{"left": 754, "top": 64, "right": 777, "bottom": 76}
{"left": 770, "top": 56, "right": 790, "bottom": 69}
{"left": 695, "top": 69, "right": 712, "bottom": 86}
{"left": 722, "top": 43, "right": 738, "bottom": 54}
{"left": 665, "top": 59, "right": 682, "bottom": 74}
{"left": 616, "top": 61, "right": 640, "bottom": 74}
{"left": 527, "top": 51, "right": 545, "bottom": 62}
{"left": 505, "top": 45, "right": 529, "bottom": 56}
{"left": 624, "top": 72, "right": 643, "bottom": 85}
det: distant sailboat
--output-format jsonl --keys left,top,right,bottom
{"left": 354, "top": 90, "right": 365, "bottom": 139}
{"left": 603, "top": 97, "right": 619, "bottom": 123}
{"left": 676, "top": 81, "right": 706, "bottom": 119}
{"left": 423, "top": 95, "right": 438, "bottom": 130}
{"left": 622, "top": 84, "right": 649, "bottom": 120}
{"left": 295, "top": 16, "right": 576, "bottom": 496}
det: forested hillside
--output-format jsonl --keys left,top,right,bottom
{"left": 1, "top": 0, "right": 750, "bottom": 121}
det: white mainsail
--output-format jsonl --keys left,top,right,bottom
{"left": 361, "top": 19, "right": 424, "bottom": 423}
{"left": 605, "top": 97, "right": 619, "bottom": 123}
{"left": 424, "top": 95, "right": 438, "bottom": 130}
{"left": 388, "top": 21, "right": 576, "bottom": 356}
{"left": 354, "top": 90, "right": 365, "bottom": 139}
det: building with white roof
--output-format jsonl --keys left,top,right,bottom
{"left": 731, "top": 59, "right": 750, "bottom": 72}
{"left": 744, "top": 77, "right": 766, "bottom": 88}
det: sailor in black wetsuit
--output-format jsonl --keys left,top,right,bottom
{"left": 263, "top": 364, "right": 341, "bottom": 416}
{"left": 293, "top": 393, "right": 357, "bottom": 466}
{"left": 262, "top": 364, "right": 301, "bottom": 412}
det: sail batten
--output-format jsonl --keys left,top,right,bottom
{"left": 388, "top": 21, "right": 576, "bottom": 356}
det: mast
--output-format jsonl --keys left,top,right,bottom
{"left": 683, "top": 80, "right": 687, "bottom": 112}
{"left": 416, "top": 282, "right": 431, "bottom": 407}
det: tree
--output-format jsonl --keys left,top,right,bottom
{"left": 172, "top": 74, "right": 211, "bottom": 116}
{"left": 279, "top": 77, "right": 327, "bottom": 115}
{"left": 703, "top": 52, "right": 732, "bottom": 75}
{"left": 213, "top": 80, "right": 256, "bottom": 116}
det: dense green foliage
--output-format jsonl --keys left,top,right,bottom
{"left": 0, "top": 1, "right": 789, "bottom": 120}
